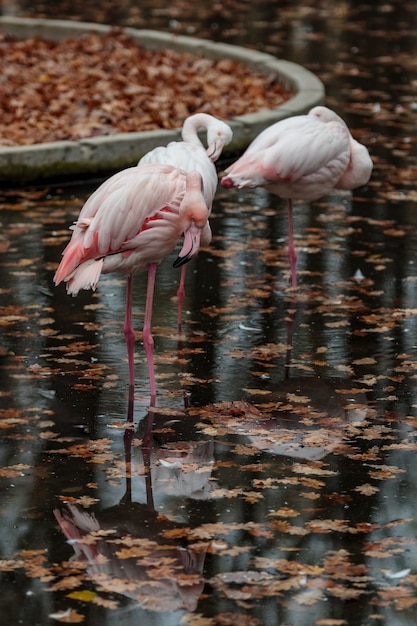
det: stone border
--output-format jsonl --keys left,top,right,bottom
{"left": 0, "top": 17, "right": 324, "bottom": 184}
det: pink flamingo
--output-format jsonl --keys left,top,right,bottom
{"left": 221, "top": 106, "right": 373, "bottom": 287}
{"left": 139, "top": 113, "right": 233, "bottom": 326}
{"left": 54, "top": 164, "right": 210, "bottom": 401}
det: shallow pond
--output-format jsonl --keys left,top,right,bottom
{"left": 1, "top": 1, "right": 417, "bottom": 626}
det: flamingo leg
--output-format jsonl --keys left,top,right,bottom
{"left": 287, "top": 199, "right": 297, "bottom": 288}
{"left": 176, "top": 265, "right": 187, "bottom": 332}
{"left": 124, "top": 274, "right": 136, "bottom": 388}
{"left": 143, "top": 262, "right": 157, "bottom": 401}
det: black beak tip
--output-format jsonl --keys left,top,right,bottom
{"left": 173, "top": 254, "right": 190, "bottom": 268}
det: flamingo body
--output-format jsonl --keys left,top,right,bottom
{"left": 139, "top": 113, "right": 233, "bottom": 205}
{"left": 221, "top": 106, "right": 372, "bottom": 286}
{"left": 54, "top": 164, "right": 209, "bottom": 295}
{"left": 221, "top": 106, "right": 372, "bottom": 197}
{"left": 139, "top": 113, "right": 233, "bottom": 325}
{"left": 54, "top": 163, "right": 209, "bottom": 399}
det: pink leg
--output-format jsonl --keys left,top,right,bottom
{"left": 123, "top": 274, "right": 136, "bottom": 388}
{"left": 143, "top": 263, "right": 157, "bottom": 401}
{"left": 287, "top": 199, "right": 297, "bottom": 288}
{"left": 176, "top": 265, "right": 186, "bottom": 331}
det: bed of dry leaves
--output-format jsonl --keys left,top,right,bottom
{"left": 0, "top": 28, "right": 290, "bottom": 146}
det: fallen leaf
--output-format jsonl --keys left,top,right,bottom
{"left": 49, "top": 609, "right": 85, "bottom": 623}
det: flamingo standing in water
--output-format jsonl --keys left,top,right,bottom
{"left": 221, "top": 106, "right": 373, "bottom": 287}
{"left": 139, "top": 113, "right": 233, "bottom": 326}
{"left": 54, "top": 164, "right": 210, "bottom": 401}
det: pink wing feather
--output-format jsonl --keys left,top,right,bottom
{"left": 54, "top": 164, "right": 186, "bottom": 287}
{"left": 225, "top": 115, "right": 351, "bottom": 186}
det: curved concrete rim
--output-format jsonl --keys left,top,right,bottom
{"left": 0, "top": 16, "right": 324, "bottom": 184}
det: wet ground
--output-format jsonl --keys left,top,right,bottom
{"left": 1, "top": 1, "right": 417, "bottom": 625}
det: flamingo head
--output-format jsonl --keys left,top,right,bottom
{"left": 206, "top": 120, "right": 233, "bottom": 162}
{"left": 173, "top": 171, "right": 210, "bottom": 267}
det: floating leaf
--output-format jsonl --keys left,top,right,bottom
{"left": 66, "top": 590, "right": 96, "bottom": 602}
{"left": 49, "top": 609, "right": 85, "bottom": 623}
{"left": 354, "top": 483, "right": 379, "bottom": 496}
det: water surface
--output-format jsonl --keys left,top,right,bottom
{"left": 1, "top": 2, "right": 417, "bottom": 625}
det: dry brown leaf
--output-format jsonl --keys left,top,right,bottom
{"left": 354, "top": 483, "right": 379, "bottom": 496}
{"left": 0, "top": 29, "right": 292, "bottom": 146}
{"left": 91, "top": 596, "right": 119, "bottom": 609}
{"left": 49, "top": 609, "right": 85, "bottom": 623}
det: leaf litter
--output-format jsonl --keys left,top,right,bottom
{"left": 0, "top": 28, "right": 291, "bottom": 146}
{"left": 2, "top": 2, "right": 417, "bottom": 624}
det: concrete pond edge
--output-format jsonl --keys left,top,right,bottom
{"left": 0, "top": 16, "right": 325, "bottom": 184}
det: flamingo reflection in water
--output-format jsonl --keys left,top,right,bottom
{"left": 207, "top": 378, "right": 369, "bottom": 462}
{"left": 217, "top": 304, "right": 369, "bottom": 460}
{"left": 54, "top": 501, "right": 207, "bottom": 614}
{"left": 54, "top": 404, "right": 217, "bottom": 615}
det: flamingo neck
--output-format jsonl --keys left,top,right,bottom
{"left": 181, "top": 113, "right": 211, "bottom": 147}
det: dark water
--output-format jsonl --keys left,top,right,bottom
{"left": 1, "top": 2, "right": 417, "bottom": 625}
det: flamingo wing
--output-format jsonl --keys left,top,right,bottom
{"left": 224, "top": 116, "right": 351, "bottom": 187}
{"left": 54, "top": 165, "right": 186, "bottom": 284}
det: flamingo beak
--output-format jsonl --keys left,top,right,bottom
{"left": 173, "top": 223, "right": 201, "bottom": 267}
{"left": 206, "top": 139, "right": 224, "bottom": 162}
